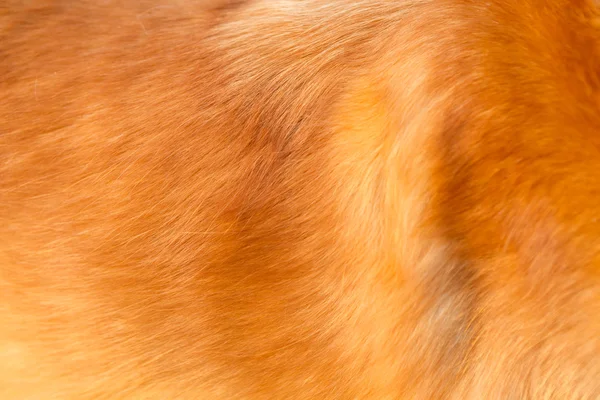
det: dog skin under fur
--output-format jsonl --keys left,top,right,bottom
{"left": 1, "top": 0, "right": 599, "bottom": 398}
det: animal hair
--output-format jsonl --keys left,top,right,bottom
{"left": 0, "top": 0, "right": 599, "bottom": 398}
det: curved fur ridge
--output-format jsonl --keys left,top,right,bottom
{"left": 0, "top": 0, "right": 599, "bottom": 398}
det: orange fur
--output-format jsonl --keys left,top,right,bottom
{"left": 1, "top": 0, "right": 599, "bottom": 398}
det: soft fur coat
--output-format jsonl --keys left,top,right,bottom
{"left": 1, "top": 0, "right": 599, "bottom": 398}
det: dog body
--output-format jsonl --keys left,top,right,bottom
{"left": 1, "top": 1, "right": 599, "bottom": 398}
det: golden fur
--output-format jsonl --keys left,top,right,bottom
{"left": 1, "top": 0, "right": 599, "bottom": 398}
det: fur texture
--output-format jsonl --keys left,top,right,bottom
{"left": 1, "top": 0, "right": 599, "bottom": 398}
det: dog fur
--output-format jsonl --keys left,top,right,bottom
{"left": 1, "top": 0, "right": 599, "bottom": 398}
